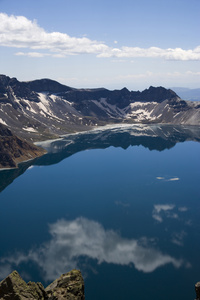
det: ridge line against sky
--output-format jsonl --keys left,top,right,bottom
{"left": 0, "top": 0, "right": 200, "bottom": 90}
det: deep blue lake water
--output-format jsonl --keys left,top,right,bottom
{"left": 0, "top": 124, "right": 200, "bottom": 299}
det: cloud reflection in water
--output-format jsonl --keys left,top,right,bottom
{"left": 0, "top": 217, "right": 184, "bottom": 282}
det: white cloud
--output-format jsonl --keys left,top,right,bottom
{"left": 152, "top": 204, "right": 175, "bottom": 222}
{"left": 152, "top": 204, "right": 189, "bottom": 224}
{"left": 0, "top": 13, "right": 200, "bottom": 61}
{"left": 117, "top": 71, "right": 154, "bottom": 80}
{"left": 0, "top": 217, "right": 184, "bottom": 282}
{"left": 15, "top": 51, "right": 49, "bottom": 57}
{"left": 171, "top": 231, "right": 187, "bottom": 247}
{"left": 154, "top": 204, "right": 175, "bottom": 214}
{"left": 178, "top": 207, "right": 188, "bottom": 212}
{"left": 97, "top": 46, "right": 200, "bottom": 61}
{"left": 186, "top": 71, "right": 200, "bottom": 76}
{"left": 0, "top": 13, "right": 109, "bottom": 56}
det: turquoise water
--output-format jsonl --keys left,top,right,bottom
{"left": 0, "top": 126, "right": 200, "bottom": 299}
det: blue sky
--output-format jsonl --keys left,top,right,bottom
{"left": 0, "top": 0, "right": 200, "bottom": 90}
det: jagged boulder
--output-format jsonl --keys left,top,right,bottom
{"left": 45, "top": 269, "right": 85, "bottom": 300}
{"left": 0, "top": 270, "right": 85, "bottom": 300}
{"left": 0, "top": 270, "right": 47, "bottom": 299}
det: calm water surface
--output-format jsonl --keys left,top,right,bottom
{"left": 0, "top": 125, "right": 200, "bottom": 299}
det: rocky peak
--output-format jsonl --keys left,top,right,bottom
{"left": 0, "top": 75, "right": 179, "bottom": 105}
{"left": 120, "top": 87, "right": 130, "bottom": 94}
{"left": 46, "top": 269, "right": 85, "bottom": 299}
{"left": 131, "top": 86, "right": 179, "bottom": 103}
{"left": 0, "top": 75, "right": 40, "bottom": 103}
{"left": 0, "top": 74, "right": 12, "bottom": 86}
{"left": 0, "top": 75, "right": 11, "bottom": 100}
{"left": 0, "top": 270, "right": 85, "bottom": 300}
{"left": 0, "top": 270, "right": 47, "bottom": 300}
{"left": 25, "top": 78, "right": 73, "bottom": 93}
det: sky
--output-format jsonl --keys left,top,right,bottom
{"left": 0, "top": 0, "right": 200, "bottom": 91}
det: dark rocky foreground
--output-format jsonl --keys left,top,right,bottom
{"left": 0, "top": 270, "right": 85, "bottom": 300}
{"left": 195, "top": 282, "right": 200, "bottom": 300}
{"left": 0, "top": 269, "right": 199, "bottom": 299}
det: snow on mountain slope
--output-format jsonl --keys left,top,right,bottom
{"left": 0, "top": 75, "right": 200, "bottom": 142}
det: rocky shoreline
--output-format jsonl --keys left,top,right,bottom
{"left": 0, "top": 123, "right": 46, "bottom": 169}
{"left": 0, "top": 270, "right": 85, "bottom": 300}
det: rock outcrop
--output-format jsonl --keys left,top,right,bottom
{"left": 45, "top": 270, "right": 85, "bottom": 300}
{"left": 0, "top": 270, "right": 47, "bottom": 300}
{"left": 195, "top": 282, "right": 200, "bottom": 300}
{"left": 0, "top": 270, "right": 85, "bottom": 300}
{"left": 0, "top": 123, "right": 46, "bottom": 169}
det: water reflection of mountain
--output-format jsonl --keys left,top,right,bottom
{"left": 0, "top": 124, "right": 200, "bottom": 193}
{"left": 35, "top": 124, "right": 200, "bottom": 166}
{"left": 0, "top": 160, "right": 33, "bottom": 193}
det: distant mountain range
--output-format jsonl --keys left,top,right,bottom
{"left": 0, "top": 74, "right": 200, "bottom": 168}
{"left": 170, "top": 87, "right": 200, "bottom": 101}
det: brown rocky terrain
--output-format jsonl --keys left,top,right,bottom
{"left": 0, "top": 269, "right": 85, "bottom": 300}
{"left": 0, "top": 123, "right": 46, "bottom": 169}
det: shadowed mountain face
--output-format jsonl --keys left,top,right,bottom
{"left": 0, "top": 124, "right": 200, "bottom": 193}
{"left": 0, "top": 75, "right": 200, "bottom": 143}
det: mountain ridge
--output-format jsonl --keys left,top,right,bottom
{"left": 1, "top": 74, "right": 200, "bottom": 143}
{"left": 0, "top": 74, "right": 200, "bottom": 168}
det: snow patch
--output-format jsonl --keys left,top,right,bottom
{"left": 23, "top": 127, "right": 38, "bottom": 132}
{"left": 126, "top": 102, "right": 157, "bottom": 121}
{"left": 92, "top": 98, "right": 126, "bottom": 118}
{"left": 0, "top": 118, "right": 7, "bottom": 125}
{"left": 173, "top": 112, "right": 181, "bottom": 118}
{"left": 37, "top": 93, "right": 64, "bottom": 121}
{"left": 130, "top": 101, "right": 157, "bottom": 108}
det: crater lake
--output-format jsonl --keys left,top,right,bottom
{"left": 0, "top": 124, "right": 200, "bottom": 300}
